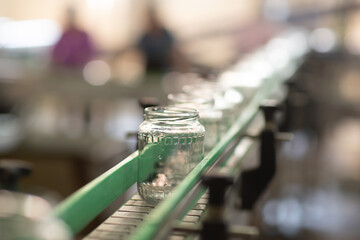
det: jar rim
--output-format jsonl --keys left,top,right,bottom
{"left": 144, "top": 106, "right": 199, "bottom": 121}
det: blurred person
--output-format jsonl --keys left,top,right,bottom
{"left": 51, "top": 7, "right": 95, "bottom": 69}
{"left": 135, "top": 8, "right": 188, "bottom": 73}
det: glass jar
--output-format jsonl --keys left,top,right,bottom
{"left": 183, "top": 82, "right": 243, "bottom": 137}
{"left": 168, "top": 93, "right": 222, "bottom": 151}
{"left": 137, "top": 106, "right": 205, "bottom": 205}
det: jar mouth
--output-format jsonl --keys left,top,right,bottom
{"left": 144, "top": 106, "right": 199, "bottom": 122}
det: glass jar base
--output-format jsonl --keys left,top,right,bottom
{"left": 138, "top": 183, "right": 173, "bottom": 205}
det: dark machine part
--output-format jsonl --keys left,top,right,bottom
{"left": 240, "top": 100, "right": 279, "bottom": 210}
{"left": 202, "top": 172, "right": 233, "bottom": 207}
{"left": 200, "top": 172, "right": 233, "bottom": 240}
{"left": 0, "top": 159, "right": 33, "bottom": 191}
{"left": 280, "top": 78, "right": 316, "bottom": 133}
{"left": 280, "top": 80, "right": 304, "bottom": 132}
{"left": 280, "top": 54, "right": 321, "bottom": 134}
{"left": 138, "top": 97, "right": 160, "bottom": 111}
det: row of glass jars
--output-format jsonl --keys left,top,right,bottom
{"left": 136, "top": 28, "right": 310, "bottom": 205}
{"left": 137, "top": 80, "right": 246, "bottom": 204}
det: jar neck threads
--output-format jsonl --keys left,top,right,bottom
{"left": 144, "top": 106, "right": 199, "bottom": 123}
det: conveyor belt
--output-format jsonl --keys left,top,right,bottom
{"left": 85, "top": 193, "right": 209, "bottom": 240}
{"left": 84, "top": 113, "right": 264, "bottom": 240}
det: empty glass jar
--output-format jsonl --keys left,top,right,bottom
{"left": 168, "top": 93, "right": 222, "bottom": 151}
{"left": 183, "top": 82, "right": 243, "bottom": 137}
{"left": 137, "top": 106, "right": 205, "bottom": 204}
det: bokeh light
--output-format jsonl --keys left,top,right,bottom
{"left": 83, "top": 60, "right": 111, "bottom": 86}
{"left": 309, "top": 28, "right": 337, "bottom": 53}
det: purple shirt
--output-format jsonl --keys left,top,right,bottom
{"left": 52, "top": 28, "right": 95, "bottom": 68}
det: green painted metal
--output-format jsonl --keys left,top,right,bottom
{"left": 128, "top": 76, "right": 282, "bottom": 240}
{"left": 138, "top": 140, "right": 174, "bottom": 183}
{"left": 53, "top": 151, "right": 139, "bottom": 234}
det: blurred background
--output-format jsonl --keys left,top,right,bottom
{"left": 0, "top": 0, "right": 275, "bottom": 197}
{"left": 0, "top": 0, "right": 359, "bottom": 239}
